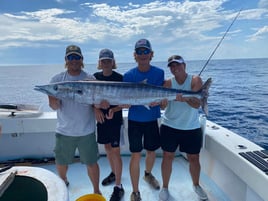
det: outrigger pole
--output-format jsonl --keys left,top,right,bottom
{"left": 199, "top": 9, "right": 242, "bottom": 76}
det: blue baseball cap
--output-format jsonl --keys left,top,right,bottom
{"left": 99, "top": 49, "right": 114, "bottom": 60}
{"left": 135, "top": 39, "right": 152, "bottom": 50}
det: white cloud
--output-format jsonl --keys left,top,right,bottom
{"left": 0, "top": 2, "right": 247, "bottom": 44}
{"left": 258, "top": 0, "right": 268, "bottom": 8}
{"left": 0, "top": 0, "right": 267, "bottom": 61}
{"left": 0, "top": 9, "right": 76, "bottom": 43}
{"left": 239, "top": 8, "right": 268, "bottom": 20}
{"left": 82, "top": 0, "right": 230, "bottom": 43}
{"left": 248, "top": 25, "right": 268, "bottom": 41}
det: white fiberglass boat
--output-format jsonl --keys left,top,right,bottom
{"left": 0, "top": 108, "right": 267, "bottom": 201}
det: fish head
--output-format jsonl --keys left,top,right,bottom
{"left": 34, "top": 82, "right": 84, "bottom": 100}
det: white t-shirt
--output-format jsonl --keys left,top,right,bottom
{"left": 50, "top": 70, "right": 96, "bottom": 136}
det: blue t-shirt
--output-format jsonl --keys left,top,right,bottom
{"left": 123, "top": 65, "right": 164, "bottom": 122}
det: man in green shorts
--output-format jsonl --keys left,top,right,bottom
{"left": 48, "top": 45, "right": 101, "bottom": 194}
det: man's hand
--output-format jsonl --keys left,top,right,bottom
{"left": 94, "top": 107, "right": 105, "bottom": 123}
{"left": 175, "top": 93, "right": 184, "bottom": 102}
{"left": 118, "top": 104, "right": 131, "bottom": 108}
{"left": 48, "top": 96, "right": 61, "bottom": 110}
{"left": 176, "top": 94, "right": 200, "bottom": 108}
{"left": 106, "top": 108, "right": 115, "bottom": 119}
{"left": 160, "top": 99, "right": 168, "bottom": 109}
{"left": 95, "top": 100, "right": 110, "bottom": 110}
{"left": 149, "top": 101, "right": 160, "bottom": 107}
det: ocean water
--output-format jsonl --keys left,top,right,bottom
{"left": 0, "top": 58, "right": 268, "bottom": 149}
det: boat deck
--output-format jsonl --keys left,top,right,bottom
{"left": 37, "top": 155, "right": 230, "bottom": 201}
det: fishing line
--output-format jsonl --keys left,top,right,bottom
{"left": 199, "top": 9, "right": 242, "bottom": 76}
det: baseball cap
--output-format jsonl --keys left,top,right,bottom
{"left": 99, "top": 49, "right": 114, "bottom": 60}
{"left": 65, "top": 45, "right": 83, "bottom": 57}
{"left": 167, "top": 55, "right": 185, "bottom": 67}
{"left": 135, "top": 39, "right": 152, "bottom": 50}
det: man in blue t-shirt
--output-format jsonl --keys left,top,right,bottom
{"left": 123, "top": 39, "right": 164, "bottom": 201}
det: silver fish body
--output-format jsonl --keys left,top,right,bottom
{"left": 35, "top": 78, "right": 212, "bottom": 115}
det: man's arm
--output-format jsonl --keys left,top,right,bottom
{"left": 48, "top": 96, "right": 61, "bottom": 110}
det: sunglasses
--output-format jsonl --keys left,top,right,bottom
{"left": 135, "top": 49, "right": 151, "bottom": 55}
{"left": 67, "top": 54, "right": 82, "bottom": 61}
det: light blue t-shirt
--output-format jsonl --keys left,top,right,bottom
{"left": 162, "top": 74, "right": 200, "bottom": 130}
{"left": 123, "top": 65, "right": 164, "bottom": 122}
{"left": 50, "top": 70, "right": 96, "bottom": 136}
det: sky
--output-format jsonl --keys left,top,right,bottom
{"left": 0, "top": 0, "right": 268, "bottom": 65}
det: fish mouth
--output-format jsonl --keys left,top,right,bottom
{"left": 34, "top": 86, "right": 53, "bottom": 96}
{"left": 34, "top": 86, "right": 43, "bottom": 92}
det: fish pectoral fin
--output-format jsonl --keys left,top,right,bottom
{"left": 143, "top": 105, "right": 151, "bottom": 110}
{"left": 140, "top": 79, "right": 148, "bottom": 84}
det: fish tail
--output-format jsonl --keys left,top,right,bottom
{"left": 200, "top": 78, "right": 212, "bottom": 116}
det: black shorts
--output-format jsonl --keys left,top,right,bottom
{"left": 97, "top": 122, "right": 122, "bottom": 148}
{"left": 160, "top": 124, "right": 202, "bottom": 154}
{"left": 128, "top": 120, "right": 160, "bottom": 153}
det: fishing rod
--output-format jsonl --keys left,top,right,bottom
{"left": 199, "top": 9, "right": 242, "bottom": 76}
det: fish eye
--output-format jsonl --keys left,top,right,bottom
{"left": 53, "top": 85, "right": 58, "bottom": 91}
{"left": 77, "top": 90, "right": 83, "bottom": 95}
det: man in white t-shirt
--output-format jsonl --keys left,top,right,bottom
{"left": 48, "top": 45, "right": 101, "bottom": 194}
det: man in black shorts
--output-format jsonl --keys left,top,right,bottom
{"left": 159, "top": 55, "right": 208, "bottom": 201}
{"left": 94, "top": 49, "right": 124, "bottom": 201}
{"left": 123, "top": 39, "right": 164, "bottom": 201}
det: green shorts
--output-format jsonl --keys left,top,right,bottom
{"left": 54, "top": 133, "right": 99, "bottom": 165}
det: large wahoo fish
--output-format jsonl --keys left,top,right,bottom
{"left": 35, "top": 78, "right": 212, "bottom": 115}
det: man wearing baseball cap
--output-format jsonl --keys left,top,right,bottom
{"left": 65, "top": 45, "right": 83, "bottom": 57}
{"left": 158, "top": 54, "right": 208, "bottom": 201}
{"left": 94, "top": 48, "right": 125, "bottom": 201}
{"left": 48, "top": 45, "right": 101, "bottom": 195}
{"left": 123, "top": 39, "right": 164, "bottom": 201}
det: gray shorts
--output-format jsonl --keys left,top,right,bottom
{"left": 54, "top": 132, "right": 99, "bottom": 165}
